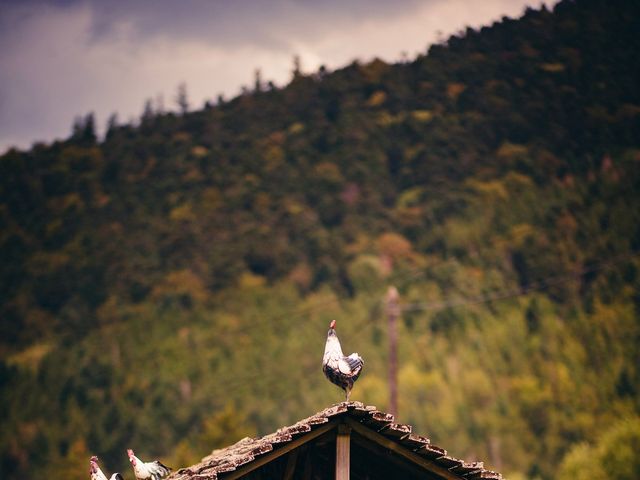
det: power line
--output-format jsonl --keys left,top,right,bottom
{"left": 402, "top": 250, "right": 639, "bottom": 313}
{"left": 198, "top": 249, "right": 640, "bottom": 411}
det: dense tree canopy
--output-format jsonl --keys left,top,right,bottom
{"left": 1, "top": 1, "right": 639, "bottom": 479}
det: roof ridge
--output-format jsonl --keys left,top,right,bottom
{"left": 169, "top": 402, "right": 503, "bottom": 480}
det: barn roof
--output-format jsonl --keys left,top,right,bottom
{"left": 169, "top": 402, "right": 502, "bottom": 480}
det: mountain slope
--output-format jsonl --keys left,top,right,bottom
{"left": 1, "top": 1, "right": 639, "bottom": 479}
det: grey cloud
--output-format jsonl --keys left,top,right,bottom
{"left": 0, "top": 0, "right": 557, "bottom": 152}
{"left": 83, "top": 0, "right": 427, "bottom": 49}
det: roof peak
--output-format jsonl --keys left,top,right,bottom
{"left": 169, "top": 402, "right": 502, "bottom": 480}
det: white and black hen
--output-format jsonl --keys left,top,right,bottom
{"left": 127, "top": 449, "right": 171, "bottom": 480}
{"left": 322, "top": 319, "right": 364, "bottom": 400}
{"left": 90, "top": 455, "right": 123, "bottom": 480}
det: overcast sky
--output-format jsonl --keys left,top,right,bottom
{"left": 0, "top": 0, "right": 556, "bottom": 153}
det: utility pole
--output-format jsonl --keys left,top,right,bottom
{"left": 386, "top": 286, "right": 400, "bottom": 418}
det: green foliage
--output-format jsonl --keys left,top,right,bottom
{"left": 169, "top": 404, "right": 255, "bottom": 468}
{"left": 1, "top": 1, "right": 640, "bottom": 479}
{"left": 558, "top": 417, "right": 640, "bottom": 480}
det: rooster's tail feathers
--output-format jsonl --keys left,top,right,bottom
{"left": 345, "top": 353, "right": 364, "bottom": 370}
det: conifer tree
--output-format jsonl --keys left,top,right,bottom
{"left": 176, "top": 82, "right": 189, "bottom": 114}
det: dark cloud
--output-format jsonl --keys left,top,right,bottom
{"left": 82, "top": 0, "right": 426, "bottom": 48}
{"left": 0, "top": 0, "right": 556, "bottom": 152}
{"left": 0, "top": 0, "right": 425, "bottom": 47}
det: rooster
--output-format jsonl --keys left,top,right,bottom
{"left": 322, "top": 319, "right": 364, "bottom": 401}
{"left": 90, "top": 455, "right": 123, "bottom": 480}
{"left": 127, "top": 449, "right": 171, "bottom": 480}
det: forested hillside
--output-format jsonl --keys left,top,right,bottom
{"left": 2, "top": 0, "right": 640, "bottom": 479}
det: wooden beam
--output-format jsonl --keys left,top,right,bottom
{"left": 301, "top": 445, "right": 314, "bottom": 480}
{"left": 350, "top": 430, "right": 443, "bottom": 480}
{"left": 336, "top": 423, "right": 351, "bottom": 480}
{"left": 224, "top": 420, "right": 338, "bottom": 480}
{"left": 345, "top": 418, "right": 461, "bottom": 480}
{"left": 283, "top": 447, "right": 300, "bottom": 480}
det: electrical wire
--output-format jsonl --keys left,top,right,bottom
{"left": 401, "top": 250, "right": 639, "bottom": 313}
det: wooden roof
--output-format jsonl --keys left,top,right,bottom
{"left": 169, "top": 402, "right": 502, "bottom": 480}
